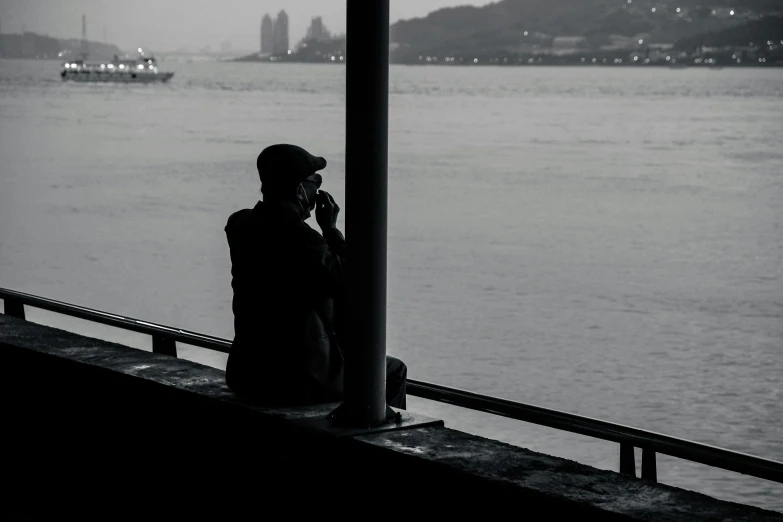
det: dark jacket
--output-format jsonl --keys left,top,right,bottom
{"left": 224, "top": 200, "right": 347, "bottom": 404}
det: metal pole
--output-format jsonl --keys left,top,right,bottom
{"left": 331, "top": 0, "right": 392, "bottom": 427}
{"left": 81, "top": 15, "right": 87, "bottom": 58}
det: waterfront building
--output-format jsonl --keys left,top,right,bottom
{"left": 272, "top": 10, "right": 289, "bottom": 54}
{"left": 261, "top": 14, "right": 273, "bottom": 53}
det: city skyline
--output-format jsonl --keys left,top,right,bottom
{"left": 0, "top": 0, "right": 492, "bottom": 54}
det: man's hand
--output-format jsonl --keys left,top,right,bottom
{"left": 316, "top": 190, "right": 340, "bottom": 231}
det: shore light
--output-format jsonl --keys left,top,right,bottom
{"left": 639, "top": 39, "right": 644, "bottom": 44}
{"left": 651, "top": 7, "right": 656, "bottom": 12}
{"left": 676, "top": 7, "right": 681, "bottom": 13}
{"left": 730, "top": 10, "right": 734, "bottom": 15}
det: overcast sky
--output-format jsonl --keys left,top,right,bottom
{"left": 0, "top": 0, "right": 492, "bottom": 52}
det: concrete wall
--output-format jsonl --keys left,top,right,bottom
{"left": 2, "top": 314, "right": 781, "bottom": 520}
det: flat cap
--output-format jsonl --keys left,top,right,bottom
{"left": 257, "top": 144, "right": 326, "bottom": 186}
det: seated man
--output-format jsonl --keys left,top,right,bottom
{"left": 225, "top": 144, "right": 407, "bottom": 409}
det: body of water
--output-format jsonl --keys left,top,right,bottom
{"left": 1, "top": 59, "right": 781, "bottom": 511}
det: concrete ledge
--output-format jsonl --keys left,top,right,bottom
{"left": 1, "top": 314, "right": 781, "bottom": 520}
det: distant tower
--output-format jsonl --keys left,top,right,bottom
{"left": 81, "top": 15, "right": 88, "bottom": 57}
{"left": 261, "top": 14, "right": 273, "bottom": 53}
{"left": 103, "top": 27, "right": 107, "bottom": 43}
{"left": 272, "top": 10, "right": 289, "bottom": 54}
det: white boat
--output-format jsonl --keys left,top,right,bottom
{"left": 61, "top": 50, "right": 173, "bottom": 83}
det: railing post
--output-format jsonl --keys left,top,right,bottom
{"left": 642, "top": 448, "right": 658, "bottom": 482}
{"left": 4, "top": 297, "right": 26, "bottom": 319}
{"left": 152, "top": 335, "right": 177, "bottom": 357}
{"left": 330, "top": 0, "right": 393, "bottom": 427}
{"left": 620, "top": 443, "right": 636, "bottom": 477}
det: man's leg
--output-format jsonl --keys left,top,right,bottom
{"left": 385, "top": 355, "right": 407, "bottom": 410}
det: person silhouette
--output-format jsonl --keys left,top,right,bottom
{"left": 224, "top": 144, "right": 407, "bottom": 408}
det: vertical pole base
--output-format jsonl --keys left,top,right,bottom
{"left": 620, "top": 443, "right": 637, "bottom": 478}
{"left": 328, "top": 402, "right": 401, "bottom": 429}
{"left": 152, "top": 335, "right": 177, "bottom": 357}
{"left": 641, "top": 448, "right": 658, "bottom": 482}
{"left": 5, "top": 298, "right": 26, "bottom": 320}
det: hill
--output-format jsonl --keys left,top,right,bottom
{"left": 674, "top": 14, "right": 783, "bottom": 48}
{"left": 389, "top": 0, "right": 783, "bottom": 58}
{"left": 0, "top": 32, "right": 122, "bottom": 60}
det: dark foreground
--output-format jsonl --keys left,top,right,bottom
{"left": 2, "top": 313, "right": 781, "bottom": 520}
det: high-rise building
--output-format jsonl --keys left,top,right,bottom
{"left": 261, "top": 14, "right": 273, "bottom": 53}
{"left": 306, "top": 17, "right": 330, "bottom": 41}
{"left": 272, "top": 10, "right": 289, "bottom": 54}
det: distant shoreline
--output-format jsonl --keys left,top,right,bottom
{"left": 231, "top": 57, "right": 780, "bottom": 69}
{"left": 2, "top": 55, "right": 779, "bottom": 69}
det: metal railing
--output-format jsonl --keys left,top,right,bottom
{"left": 2, "top": 286, "right": 782, "bottom": 485}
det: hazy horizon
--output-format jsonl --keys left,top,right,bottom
{"left": 0, "top": 0, "right": 492, "bottom": 53}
